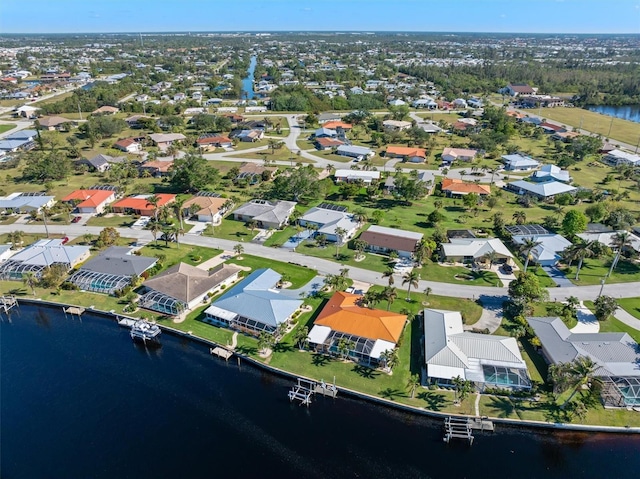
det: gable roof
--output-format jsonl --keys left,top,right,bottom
{"left": 78, "top": 246, "right": 157, "bottom": 276}
{"left": 8, "top": 239, "right": 89, "bottom": 266}
{"left": 182, "top": 196, "right": 228, "bottom": 216}
{"left": 144, "top": 262, "right": 242, "bottom": 303}
{"left": 359, "top": 225, "right": 423, "bottom": 253}
{"left": 442, "top": 238, "right": 513, "bottom": 259}
{"left": 386, "top": 145, "right": 426, "bottom": 158}
{"left": 206, "top": 268, "right": 302, "bottom": 327}
{"left": 234, "top": 199, "right": 296, "bottom": 224}
{"left": 441, "top": 178, "right": 491, "bottom": 195}
{"left": 111, "top": 193, "right": 175, "bottom": 210}
{"left": 300, "top": 206, "right": 360, "bottom": 236}
{"left": 61, "top": 189, "right": 114, "bottom": 208}
{"left": 508, "top": 180, "right": 577, "bottom": 197}
{"left": 314, "top": 291, "right": 407, "bottom": 343}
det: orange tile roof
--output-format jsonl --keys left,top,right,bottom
{"left": 182, "top": 196, "right": 228, "bottom": 216}
{"left": 441, "top": 178, "right": 491, "bottom": 195}
{"left": 112, "top": 193, "right": 175, "bottom": 210}
{"left": 61, "top": 189, "right": 115, "bottom": 208}
{"left": 314, "top": 292, "right": 407, "bottom": 343}
{"left": 386, "top": 145, "right": 426, "bottom": 158}
{"left": 323, "top": 121, "right": 353, "bottom": 130}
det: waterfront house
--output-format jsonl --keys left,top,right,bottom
{"left": 140, "top": 263, "right": 242, "bottom": 316}
{"left": 506, "top": 180, "right": 577, "bottom": 200}
{"left": 298, "top": 205, "right": 360, "bottom": 243}
{"left": 334, "top": 169, "right": 380, "bottom": 184}
{"left": 0, "top": 239, "right": 90, "bottom": 280}
{"left": 204, "top": 268, "right": 302, "bottom": 336}
{"left": 526, "top": 316, "right": 640, "bottom": 408}
{"left": 440, "top": 238, "right": 513, "bottom": 265}
{"left": 424, "top": 309, "right": 531, "bottom": 390}
{"left": 307, "top": 291, "right": 407, "bottom": 367}
{"left": 233, "top": 199, "right": 297, "bottom": 229}
{"left": 359, "top": 225, "right": 423, "bottom": 258}
{"left": 69, "top": 246, "right": 157, "bottom": 294}
{"left": 111, "top": 194, "right": 175, "bottom": 216}
{"left": 61, "top": 189, "right": 116, "bottom": 214}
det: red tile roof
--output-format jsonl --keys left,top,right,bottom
{"left": 441, "top": 178, "right": 491, "bottom": 195}
{"left": 386, "top": 145, "right": 426, "bottom": 158}
{"left": 61, "top": 189, "right": 115, "bottom": 208}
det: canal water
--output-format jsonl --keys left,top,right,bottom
{"left": 587, "top": 104, "right": 640, "bottom": 123}
{"left": 241, "top": 56, "right": 256, "bottom": 100}
{"left": 2, "top": 305, "right": 639, "bottom": 479}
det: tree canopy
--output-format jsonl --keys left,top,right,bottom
{"left": 169, "top": 153, "right": 220, "bottom": 192}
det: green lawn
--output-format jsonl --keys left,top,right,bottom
{"left": 617, "top": 297, "right": 640, "bottom": 320}
{"left": 0, "top": 215, "right": 19, "bottom": 226}
{"left": 0, "top": 232, "right": 63, "bottom": 247}
{"left": 298, "top": 240, "right": 393, "bottom": 273}
{"left": 416, "top": 260, "right": 501, "bottom": 287}
{"left": 0, "top": 123, "right": 17, "bottom": 134}
{"left": 583, "top": 300, "right": 640, "bottom": 343}
{"left": 226, "top": 253, "right": 317, "bottom": 289}
{"left": 202, "top": 219, "right": 258, "bottom": 242}
{"left": 561, "top": 257, "right": 640, "bottom": 286}
{"left": 86, "top": 215, "right": 136, "bottom": 228}
{"left": 138, "top": 242, "right": 221, "bottom": 272}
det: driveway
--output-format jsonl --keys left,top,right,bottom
{"left": 541, "top": 265, "right": 573, "bottom": 287}
{"left": 570, "top": 301, "right": 600, "bottom": 333}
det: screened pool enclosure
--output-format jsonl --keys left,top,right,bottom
{"left": 139, "top": 290, "right": 187, "bottom": 316}
{"left": 69, "top": 270, "right": 131, "bottom": 294}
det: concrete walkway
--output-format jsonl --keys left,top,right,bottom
{"left": 196, "top": 251, "right": 235, "bottom": 271}
{"left": 613, "top": 307, "right": 640, "bottom": 331}
{"left": 570, "top": 301, "right": 600, "bottom": 333}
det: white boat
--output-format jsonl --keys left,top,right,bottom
{"left": 130, "top": 320, "right": 161, "bottom": 342}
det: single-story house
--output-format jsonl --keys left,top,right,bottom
{"left": 386, "top": 145, "right": 426, "bottom": 163}
{"left": 37, "top": 116, "right": 74, "bottom": 131}
{"left": 335, "top": 145, "right": 374, "bottom": 160}
{"left": 233, "top": 129, "right": 263, "bottom": 142}
{"left": 0, "top": 192, "right": 55, "bottom": 214}
{"left": 506, "top": 180, "right": 577, "bottom": 199}
{"left": 577, "top": 231, "right": 640, "bottom": 254}
{"left": 5, "top": 129, "right": 37, "bottom": 142}
{"left": 138, "top": 160, "right": 173, "bottom": 177}
{"left": 412, "top": 98, "right": 438, "bottom": 109}
{"left": 315, "top": 137, "right": 345, "bottom": 150}
{"left": 0, "top": 139, "right": 33, "bottom": 153}
{"left": 183, "top": 195, "right": 230, "bottom": 224}
{"left": 531, "top": 164, "right": 571, "bottom": 183}
{"left": 114, "top": 138, "right": 142, "bottom": 153}
{"left": 196, "top": 135, "right": 233, "bottom": 151}
{"left": 382, "top": 120, "right": 412, "bottom": 131}
{"left": 233, "top": 199, "right": 297, "bottom": 229}
{"left": 501, "top": 83, "right": 536, "bottom": 97}
{"left": 441, "top": 178, "right": 490, "bottom": 197}
{"left": 140, "top": 263, "right": 242, "bottom": 316}
{"left": 298, "top": 206, "right": 360, "bottom": 243}
{"left": 424, "top": 309, "right": 530, "bottom": 389}
{"left": 92, "top": 105, "right": 119, "bottom": 115}
{"left": 519, "top": 95, "right": 564, "bottom": 108}
{"left": 149, "top": 133, "right": 186, "bottom": 151}
{"left": 111, "top": 193, "right": 176, "bottom": 216}
{"left": 61, "top": 189, "right": 116, "bottom": 214}
{"left": 526, "top": 316, "right": 640, "bottom": 408}
{"left": 441, "top": 147, "right": 478, "bottom": 164}
{"left": 0, "top": 239, "right": 90, "bottom": 280}
{"left": 314, "top": 127, "right": 338, "bottom": 138}
{"left": 511, "top": 233, "right": 572, "bottom": 266}
{"left": 307, "top": 291, "right": 407, "bottom": 367}
{"left": 538, "top": 122, "right": 566, "bottom": 134}
{"left": 440, "top": 238, "right": 513, "bottom": 264}
{"left": 318, "top": 112, "right": 342, "bottom": 123}
{"left": 204, "top": 268, "right": 302, "bottom": 335}
{"left": 237, "top": 162, "right": 277, "bottom": 183}
{"left": 501, "top": 154, "right": 540, "bottom": 171}
{"left": 69, "top": 246, "right": 157, "bottom": 294}
{"left": 125, "top": 115, "right": 151, "bottom": 128}
{"left": 359, "top": 225, "right": 423, "bottom": 258}
{"left": 77, "top": 154, "right": 112, "bottom": 172}
{"left": 334, "top": 169, "right": 380, "bottom": 184}
{"left": 322, "top": 121, "right": 352, "bottom": 131}
{"left": 602, "top": 149, "right": 640, "bottom": 167}
{"left": 15, "top": 105, "right": 39, "bottom": 119}
{"left": 0, "top": 245, "right": 14, "bottom": 263}
{"left": 551, "top": 131, "right": 580, "bottom": 142}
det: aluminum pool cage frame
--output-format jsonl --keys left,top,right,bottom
{"left": 69, "top": 270, "right": 131, "bottom": 294}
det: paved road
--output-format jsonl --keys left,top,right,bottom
{"left": 0, "top": 120, "right": 35, "bottom": 138}
{"left": 4, "top": 223, "right": 640, "bottom": 302}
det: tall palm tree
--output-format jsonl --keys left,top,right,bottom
{"left": 382, "top": 286, "right": 398, "bottom": 311}
{"left": 406, "top": 373, "right": 420, "bottom": 399}
{"left": 379, "top": 348, "right": 398, "bottom": 370}
{"left": 608, "top": 231, "right": 632, "bottom": 276}
{"left": 572, "top": 240, "right": 598, "bottom": 280}
{"left": 483, "top": 251, "right": 499, "bottom": 270}
{"left": 512, "top": 210, "right": 527, "bottom": 225}
{"left": 172, "top": 197, "right": 186, "bottom": 230}
{"left": 334, "top": 227, "right": 347, "bottom": 257}
{"left": 520, "top": 237, "right": 542, "bottom": 272}
{"left": 148, "top": 219, "right": 162, "bottom": 245}
{"left": 382, "top": 268, "right": 395, "bottom": 286}
{"left": 402, "top": 270, "right": 420, "bottom": 301}
{"left": 414, "top": 239, "right": 432, "bottom": 266}
{"left": 362, "top": 289, "right": 382, "bottom": 308}
{"left": 562, "top": 356, "right": 603, "bottom": 408}
{"left": 292, "top": 326, "right": 309, "bottom": 350}
{"left": 22, "top": 272, "right": 38, "bottom": 295}
{"left": 146, "top": 195, "right": 160, "bottom": 221}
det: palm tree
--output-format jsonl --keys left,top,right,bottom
{"left": 148, "top": 219, "right": 162, "bottom": 245}
{"left": 414, "top": 239, "right": 432, "bottom": 266}
{"left": 406, "top": 373, "right": 421, "bottom": 399}
{"left": 336, "top": 337, "right": 355, "bottom": 361}
{"left": 380, "top": 348, "right": 399, "bottom": 370}
{"left": 483, "top": 250, "right": 499, "bottom": 270}
{"left": 608, "top": 231, "right": 632, "bottom": 276}
{"left": 352, "top": 239, "right": 368, "bottom": 259}
{"left": 258, "top": 331, "right": 275, "bottom": 354}
{"left": 22, "top": 271, "right": 38, "bottom": 295}
{"left": 82, "top": 233, "right": 93, "bottom": 245}
{"left": 382, "top": 286, "right": 398, "bottom": 311}
{"left": 382, "top": 268, "right": 395, "bottom": 286}
{"left": 334, "top": 227, "right": 347, "bottom": 257}
{"left": 292, "top": 326, "right": 309, "bottom": 350}
{"left": 8, "top": 230, "right": 24, "bottom": 249}
{"left": 520, "top": 237, "right": 542, "bottom": 272}
{"left": 562, "top": 356, "right": 603, "bottom": 408}
{"left": 362, "top": 289, "right": 382, "bottom": 308}
{"left": 233, "top": 243, "right": 244, "bottom": 256}
{"left": 572, "top": 240, "right": 598, "bottom": 280}
{"left": 402, "top": 270, "right": 420, "bottom": 301}
{"left": 146, "top": 195, "right": 160, "bottom": 221}
{"left": 452, "top": 375, "right": 473, "bottom": 404}
{"left": 172, "top": 197, "right": 186, "bottom": 230}
{"left": 40, "top": 206, "right": 51, "bottom": 238}
{"left": 512, "top": 210, "right": 527, "bottom": 225}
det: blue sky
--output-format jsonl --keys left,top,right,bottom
{"left": 1, "top": 0, "right": 638, "bottom": 34}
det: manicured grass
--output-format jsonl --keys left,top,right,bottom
{"left": 561, "top": 257, "right": 640, "bottom": 285}
{"left": 86, "top": 215, "right": 136, "bottom": 228}
{"left": 540, "top": 106, "right": 640, "bottom": 146}
{"left": 618, "top": 297, "right": 640, "bottom": 320}
{"left": 262, "top": 225, "right": 296, "bottom": 247}
{"left": 0, "top": 232, "right": 63, "bottom": 247}
{"left": 583, "top": 300, "right": 640, "bottom": 343}
{"left": 202, "top": 219, "right": 258, "bottom": 242}
{"left": 298, "top": 241, "right": 393, "bottom": 273}
{"left": 0, "top": 123, "right": 17, "bottom": 134}
{"left": 139, "top": 242, "right": 221, "bottom": 272}
{"left": 416, "top": 260, "right": 501, "bottom": 287}
{"left": 226, "top": 253, "right": 317, "bottom": 289}
{"left": 0, "top": 215, "right": 19, "bottom": 225}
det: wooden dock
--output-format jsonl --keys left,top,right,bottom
{"left": 443, "top": 417, "right": 474, "bottom": 445}
{"left": 288, "top": 378, "right": 317, "bottom": 406}
{"left": 314, "top": 380, "right": 338, "bottom": 398}
{"left": 210, "top": 347, "right": 233, "bottom": 361}
{"left": 63, "top": 306, "right": 85, "bottom": 318}
{"left": 117, "top": 317, "right": 137, "bottom": 328}
{"left": 469, "top": 417, "right": 494, "bottom": 432}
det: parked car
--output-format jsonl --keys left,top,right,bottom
{"left": 501, "top": 264, "right": 514, "bottom": 274}
{"left": 61, "top": 236, "right": 69, "bottom": 244}
{"left": 71, "top": 216, "right": 82, "bottom": 223}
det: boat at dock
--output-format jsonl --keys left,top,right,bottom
{"left": 129, "top": 319, "right": 161, "bottom": 342}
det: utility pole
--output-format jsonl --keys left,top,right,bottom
{"left": 77, "top": 101, "right": 83, "bottom": 121}
{"left": 607, "top": 117, "right": 614, "bottom": 138}
{"left": 598, "top": 278, "right": 606, "bottom": 298}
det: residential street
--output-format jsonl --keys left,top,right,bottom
{"left": 3, "top": 223, "right": 639, "bottom": 304}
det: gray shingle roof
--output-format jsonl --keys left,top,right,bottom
{"left": 78, "top": 247, "right": 157, "bottom": 277}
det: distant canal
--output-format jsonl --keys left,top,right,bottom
{"left": 241, "top": 56, "right": 256, "bottom": 100}
{"left": 587, "top": 104, "right": 640, "bottom": 123}
{"left": 2, "top": 305, "right": 639, "bottom": 479}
